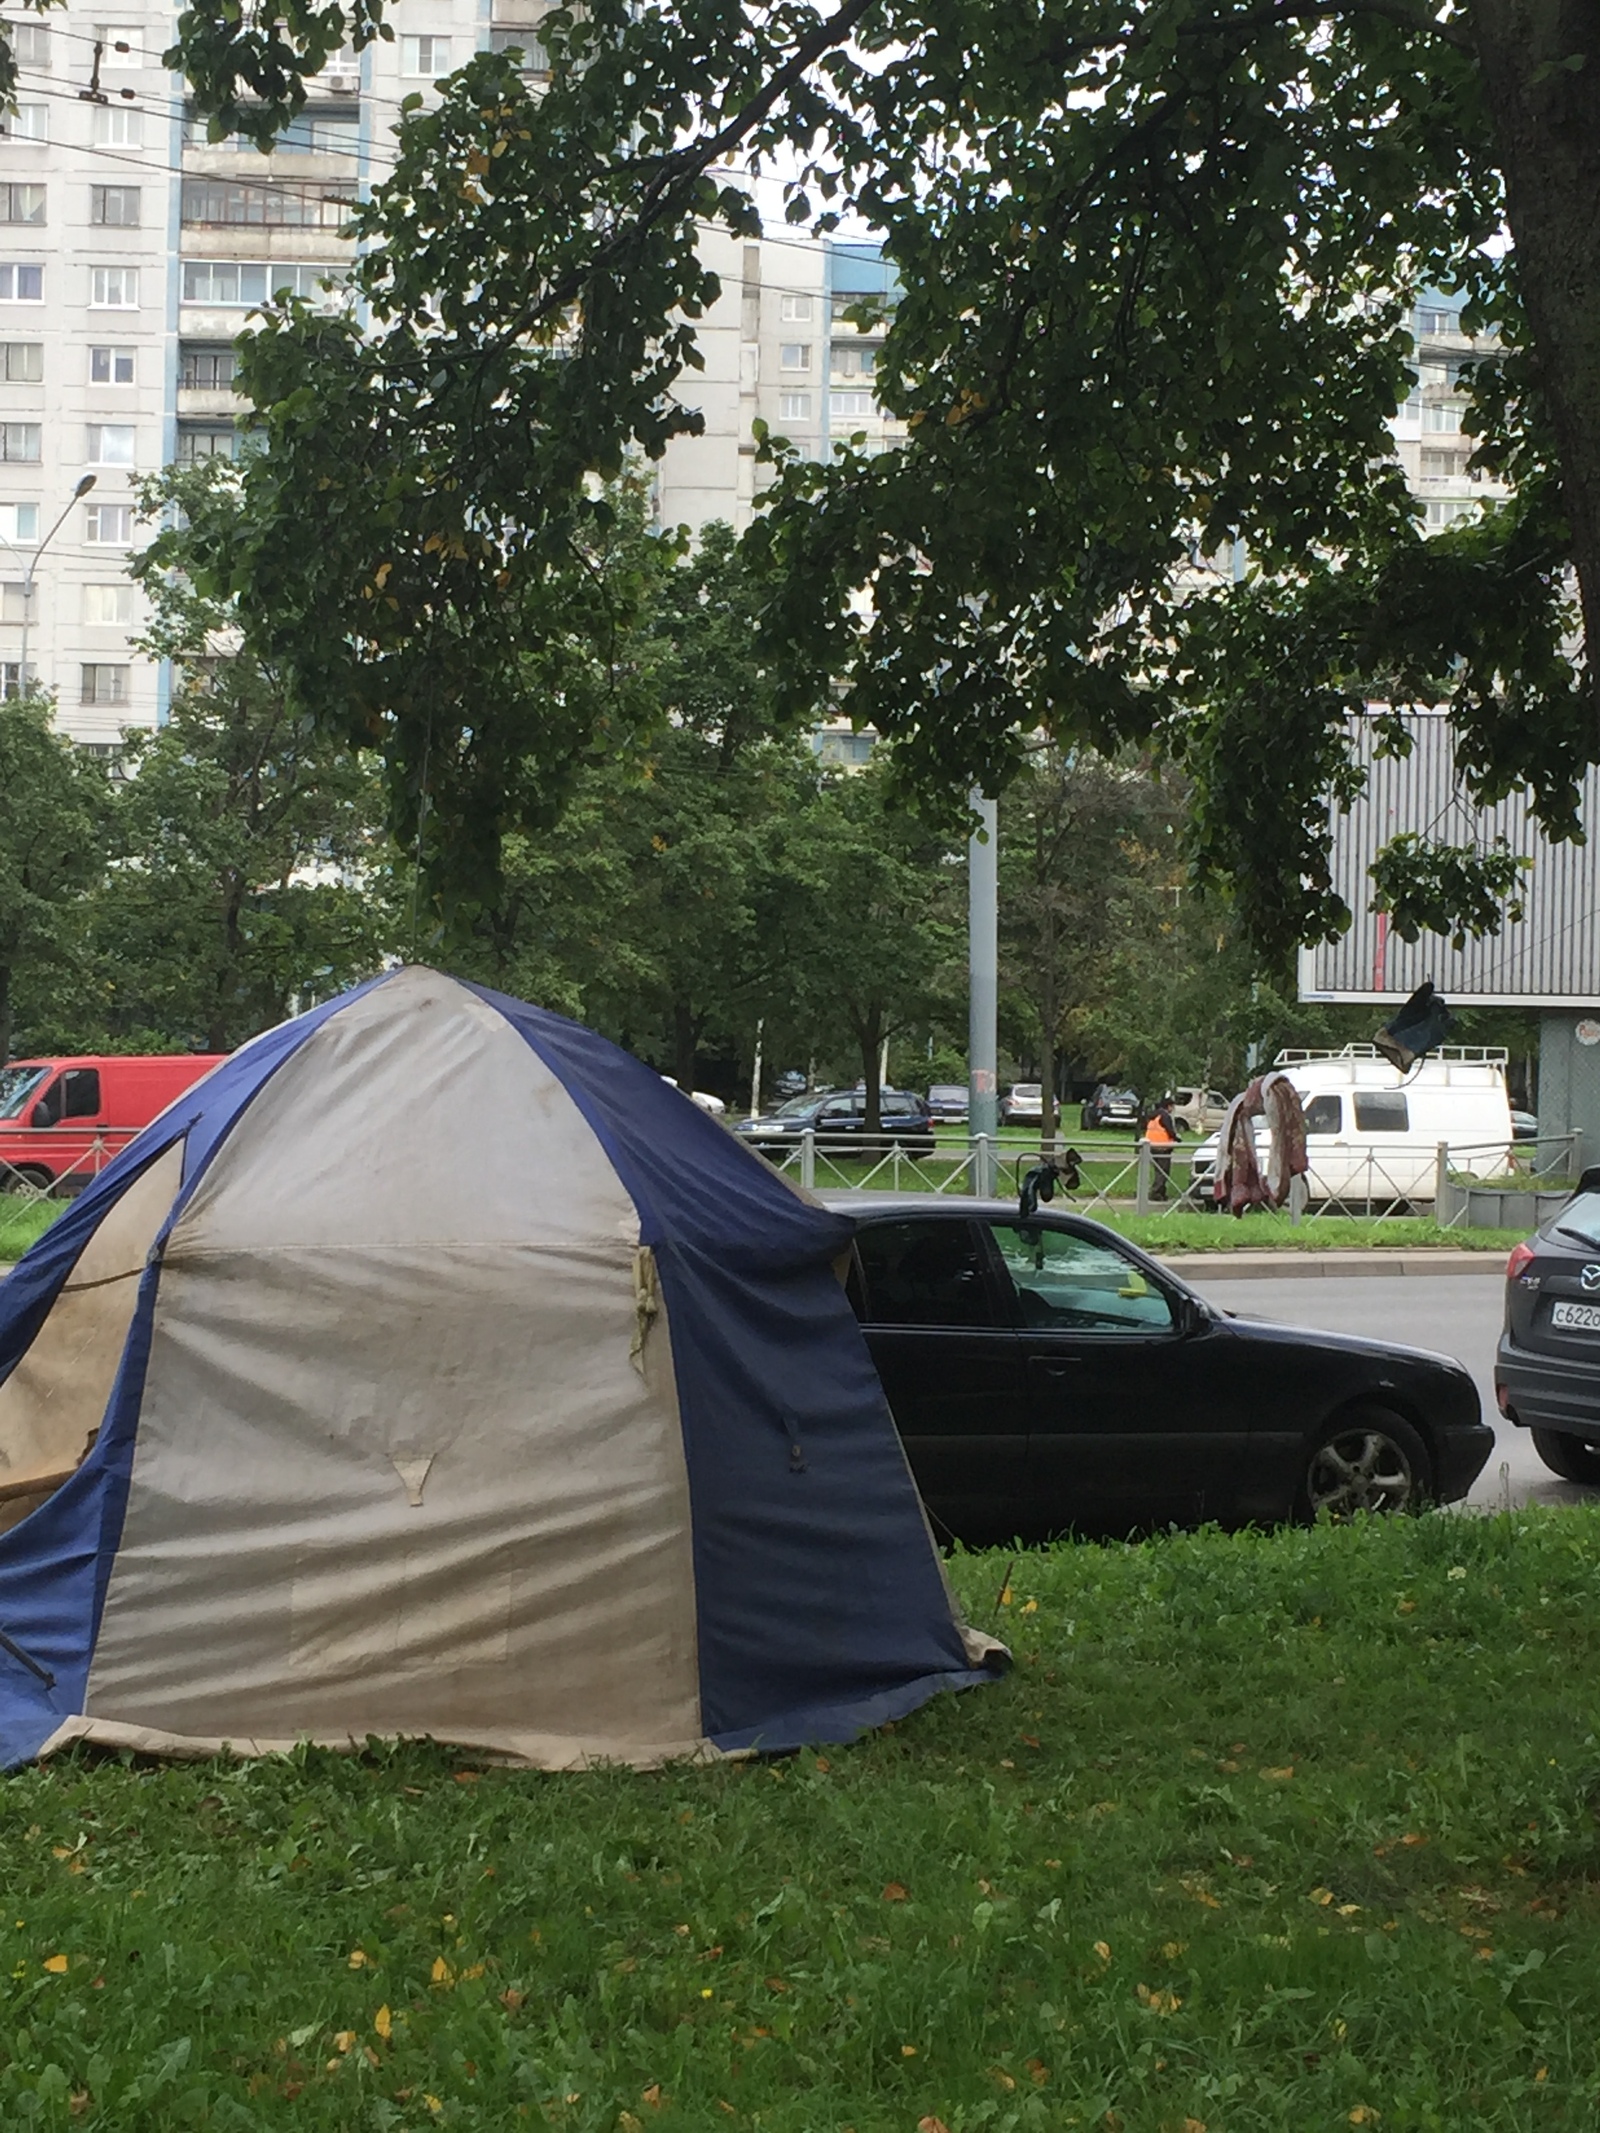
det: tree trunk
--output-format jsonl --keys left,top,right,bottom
{"left": 673, "top": 997, "right": 697, "bottom": 1092}
{"left": 859, "top": 1005, "right": 884, "bottom": 1134}
{"left": 1472, "top": 0, "right": 1600, "bottom": 699}
{"left": 0, "top": 959, "right": 11, "bottom": 1069}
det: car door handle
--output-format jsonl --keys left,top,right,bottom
{"left": 1032, "top": 1360, "right": 1080, "bottom": 1378}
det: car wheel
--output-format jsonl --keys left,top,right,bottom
{"left": 1297, "top": 1406, "right": 1432, "bottom": 1520}
{"left": 2, "top": 1165, "right": 54, "bottom": 1196}
{"left": 1530, "top": 1428, "right": 1600, "bottom": 1485}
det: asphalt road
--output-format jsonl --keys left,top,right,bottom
{"left": 1182, "top": 1270, "right": 1589, "bottom": 1513}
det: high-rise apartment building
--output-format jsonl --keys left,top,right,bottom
{"left": 1, "top": 5, "right": 908, "bottom": 744}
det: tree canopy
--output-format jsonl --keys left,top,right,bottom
{"left": 45, "top": 0, "right": 1600, "bottom": 952}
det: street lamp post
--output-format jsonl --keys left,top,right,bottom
{"left": 16, "top": 474, "right": 96, "bottom": 699}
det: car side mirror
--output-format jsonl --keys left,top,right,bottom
{"left": 30, "top": 1101, "right": 51, "bottom": 1129}
{"left": 1177, "top": 1293, "right": 1210, "bottom": 1335}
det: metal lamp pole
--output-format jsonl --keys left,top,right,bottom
{"left": 17, "top": 473, "right": 96, "bottom": 698}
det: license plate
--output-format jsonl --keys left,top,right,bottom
{"left": 1552, "top": 1300, "right": 1600, "bottom": 1332}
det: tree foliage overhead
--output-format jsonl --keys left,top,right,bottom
{"left": 103, "top": 0, "right": 1600, "bottom": 949}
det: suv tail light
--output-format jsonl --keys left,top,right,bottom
{"left": 1506, "top": 1238, "right": 1537, "bottom": 1281}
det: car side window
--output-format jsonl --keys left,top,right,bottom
{"left": 987, "top": 1223, "right": 1176, "bottom": 1335}
{"left": 1353, "top": 1091, "right": 1409, "bottom": 1132}
{"left": 1303, "top": 1094, "right": 1342, "bottom": 1135}
{"left": 821, "top": 1097, "right": 859, "bottom": 1122}
{"left": 854, "top": 1219, "right": 996, "bottom": 1328}
{"left": 62, "top": 1068, "right": 101, "bottom": 1120}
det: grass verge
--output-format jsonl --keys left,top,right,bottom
{"left": 5, "top": 1512, "right": 1600, "bottom": 2128}
{"left": 0, "top": 1193, "right": 64, "bottom": 1262}
{"left": 1103, "top": 1211, "right": 1529, "bottom": 1256}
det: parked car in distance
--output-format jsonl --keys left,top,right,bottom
{"left": 926, "top": 1083, "right": 969, "bottom": 1123}
{"left": 1169, "top": 1086, "right": 1230, "bottom": 1134}
{"left": 1511, "top": 1110, "right": 1539, "bottom": 1142}
{"left": 735, "top": 1088, "right": 936, "bottom": 1158}
{"left": 1496, "top": 1168, "right": 1600, "bottom": 1482}
{"left": 1080, "top": 1084, "right": 1140, "bottom": 1131}
{"left": 824, "top": 1191, "right": 1491, "bottom": 1543}
{"left": 1000, "top": 1082, "right": 1044, "bottom": 1126}
{"left": 772, "top": 1069, "right": 808, "bottom": 1100}
{"left": 0, "top": 1053, "right": 228, "bottom": 1196}
{"left": 660, "top": 1076, "right": 727, "bottom": 1116}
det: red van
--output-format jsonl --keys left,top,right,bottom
{"left": 0, "top": 1054, "right": 227, "bottom": 1194}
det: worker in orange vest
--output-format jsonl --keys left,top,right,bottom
{"left": 1142, "top": 1095, "right": 1180, "bottom": 1202}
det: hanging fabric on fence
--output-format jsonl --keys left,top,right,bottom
{"left": 1212, "top": 1072, "right": 1309, "bottom": 1216}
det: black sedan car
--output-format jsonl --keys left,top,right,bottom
{"left": 737, "top": 1089, "right": 936, "bottom": 1158}
{"left": 823, "top": 1192, "right": 1491, "bottom": 1543}
{"left": 1495, "top": 1168, "right": 1600, "bottom": 1482}
{"left": 1081, "top": 1084, "right": 1141, "bottom": 1132}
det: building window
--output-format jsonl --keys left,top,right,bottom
{"left": 0, "top": 661, "right": 35, "bottom": 699}
{"left": 176, "top": 425, "right": 239, "bottom": 462}
{"left": 93, "top": 24, "right": 143, "bottom": 67}
{"left": 779, "top": 343, "right": 811, "bottom": 373}
{"left": 81, "top": 664, "right": 130, "bottom": 706}
{"left": 0, "top": 264, "right": 43, "bottom": 303}
{"left": 0, "top": 186, "right": 46, "bottom": 226}
{"left": 91, "top": 185, "right": 142, "bottom": 227}
{"left": 83, "top": 583, "right": 134, "bottom": 626}
{"left": 830, "top": 391, "right": 876, "bottom": 419}
{"left": 1424, "top": 401, "right": 1463, "bottom": 433}
{"left": 181, "top": 178, "right": 356, "bottom": 229}
{"left": 0, "top": 341, "right": 42, "bottom": 381}
{"left": 87, "top": 423, "right": 135, "bottom": 466}
{"left": 780, "top": 294, "right": 813, "bottom": 323}
{"left": 92, "top": 107, "right": 142, "bottom": 147}
{"left": 0, "top": 106, "right": 47, "bottom": 143}
{"left": 277, "top": 109, "right": 359, "bottom": 153}
{"left": 90, "top": 265, "right": 139, "bottom": 309}
{"left": 90, "top": 345, "right": 136, "bottom": 385}
{"left": 832, "top": 344, "right": 876, "bottom": 377}
{"left": 778, "top": 392, "right": 811, "bottom": 421}
{"left": 487, "top": 26, "right": 552, "bottom": 71}
{"left": 86, "top": 502, "right": 133, "bottom": 544}
{"left": 12, "top": 23, "right": 50, "bottom": 68}
{"left": 0, "top": 503, "right": 38, "bottom": 544}
{"left": 0, "top": 422, "right": 40, "bottom": 462}
{"left": 0, "top": 582, "right": 27, "bottom": 624}
{"left": 1415, "top": 304, "right": 1461, "bottom": 336}
{"left": 400, "top": 34, "right": 453, "bottom": 75}
{"left": 180, "top": 345, "right": 236, "bottom": 389}
{"left": 183, "top": 259, "right": 346, "bottom": 306}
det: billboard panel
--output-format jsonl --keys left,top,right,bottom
{"left": 1299, "top": 712, "right": 1600, "bottom": 1006}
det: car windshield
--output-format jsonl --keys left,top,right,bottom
{"left": 772, "top": 1092, "right": 822, "bottom": 1119}
{"left": 1011, "top": 1085, "right": 1042, "bottom": 1099}
{"left": 0, "top": 1064, "right": 47, "bottom": 1121}
{"left": 1549, "top": 1190, "right": 1600, "bottom": 1249}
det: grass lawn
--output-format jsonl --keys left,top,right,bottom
{"left": 1105, "top": 1211, "right": 1530, "bottom": 1256}
{"left": 0, "top": 1193, "right": 63, "bottom": 1262}
{"left": 6, "top": 1511, "right": 1600, "bottom": 2128}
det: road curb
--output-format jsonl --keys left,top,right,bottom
{"left": 1158, "top": 1249, "right": 1504, "bottom": 1281}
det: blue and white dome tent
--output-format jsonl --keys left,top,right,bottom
{"left": 0, "top": 968, "right": 1005, "bottom": 1769}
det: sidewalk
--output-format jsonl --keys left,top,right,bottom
{"left": 1157, "top": 1248, "right": 1502, "bottom": 1282}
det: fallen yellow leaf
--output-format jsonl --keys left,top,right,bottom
{"left": 882, "top": 1882, "right": 909, "bottom": 1902}
{"left": 348, "top": 1949, "right": 369, "bottom": 1969}
{"left": 334, "top": 2031, "right": 357, "bottom": 2054}
{"left": 1094, "top": 1940, "right": 1112, "bottom": 1962}
{"left": 431, "top": 1957, "right": 454, "bottom": 1985}
{"left": 42, "top": 1954, "right": 67, "bottom": 1974}
{"left": 1260, "top": 1766, "right": 1296, "bottom": 1781}
{"left": 901, "top": 2040, "right": 919, "bottom": 2054}
{"left": 374, "top": 2005, "right": 392, "bottom": 2041}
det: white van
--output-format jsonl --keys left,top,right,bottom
{"left": 1189, "top": 1045, "right": 1513, "bottom": 1207}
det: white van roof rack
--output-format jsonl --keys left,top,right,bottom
{"left": 1274, "top": 1043, "right": 1508, "bottom": 1065}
